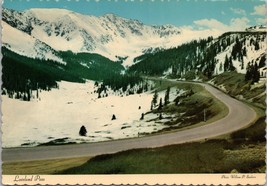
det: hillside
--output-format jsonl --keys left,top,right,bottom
{"left": 129, "top": 31, "right": 266, "bottom": 79}
{"left": 2, "top": 21, "right": 65, "bottom": 64}
{"left": 1, "top": 47, "right": 124, "bottom": 100}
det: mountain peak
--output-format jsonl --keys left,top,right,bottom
{"left": 103, "top": 13, "right": 117, "bottom": 18}
{"left": 27, "top": 8, "right": 74, "bottom": 22}
{"left": 101, "top": 13, "right": 122, "bottom": 21}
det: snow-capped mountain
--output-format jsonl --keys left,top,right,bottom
{"left": 3, "top": 8, "right": 195, "bottom": 66}
{"left": 2, "top": 21, "right": 66, "bottom": 64}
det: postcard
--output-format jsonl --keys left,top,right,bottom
{"left": 1, "top": 0, "right": 266, "bottom": 185}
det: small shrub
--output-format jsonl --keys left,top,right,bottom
{"left": 111, "top": 114, "right": 116, "bottom": 120}
{"left": 79, "top": 125, "right": 87, "bottom": 136}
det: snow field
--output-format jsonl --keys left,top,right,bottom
{"left": 2, "top": 22, "right": 66, "bottom": 64}
{"left": 2, "top": 81, "right": 182, "bottom": 148}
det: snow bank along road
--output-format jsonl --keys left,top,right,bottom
{"left": 3, "top": 81, "right": 257, "bottom": 162}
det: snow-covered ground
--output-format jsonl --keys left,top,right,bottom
{"left": 2, "top": 81, "right": 181, "bottom": 148}
{"left": 2, "top": 21, "right": 66, "bottom": 65}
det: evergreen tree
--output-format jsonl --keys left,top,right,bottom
{"left": 250, "top": 38, "right": 254, "bottom": 46}
{"left": 253, "top": 63, "right": 260, "bottom": 83}
{"left": 172, "top": 65, "right": 178, "bottom": 76}
{"left": 152, "top": 90, "right": 158, "bottom": 108}
{"left": 158, "top": 98, "right": 163, "bottom": 111}
{"left": 259, "top": 55, "right": 266, "bottom": 68}
{"left": 36, "top": 82, "right": 39, "bottom": 99}
{"left": 224, "top": 55, "right": 229, "bottom": 71}
{"left": 140, "top": 113, "right": 144, "bottom": 120}
{"left": 111, "top": 114, "right": 116, "bottom": 120}
{"left": 226, "top": 37, "right": 231, "bottom": 46}
{"left": 175, "top": 97, "right": 179, "bottom": 106}
{"left": 254, "top": 40, "right": 260, "bottom": 50}
{"left": 164, "top": 87, "right": 170, "bottom": 105}
{"left": 245, "top": 62, "right": 252, "bottom": 81}
{"left": 229, "top": 57, "right": 235, "bottom": 71}
{"left": 23, "top": 93, "right": 27, "bottom": 101}
{"left": 27, "top": 90, "right": 31, "bottom": 101}
{"left": 79, "top": 125, "right": 87, "bottom": 136}
{"left": 245, "top": 62, "right": 260, "bottom": 83}
{"left": 241, "top": 59, "right": 244, "bottom": 70}
{"left": 143, "top": 82, "right": 148, "bottom": 92}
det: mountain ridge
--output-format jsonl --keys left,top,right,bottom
{"left": 3, "top": 7, "right": 192, "bottom": 66}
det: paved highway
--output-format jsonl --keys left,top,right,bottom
{"left": 2, "top": 82, "right": 257, "bottom": 162}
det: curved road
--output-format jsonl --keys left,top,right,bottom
{"left": 2, "top": 82, "right": 257, "bottom": 162}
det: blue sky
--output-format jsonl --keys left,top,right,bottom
{"left": 3, "top": 0, "right": 266, "bottom": 31}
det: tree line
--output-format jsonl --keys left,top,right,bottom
{"left": 1, "top": 47, "right": 133, "bottom": 101}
